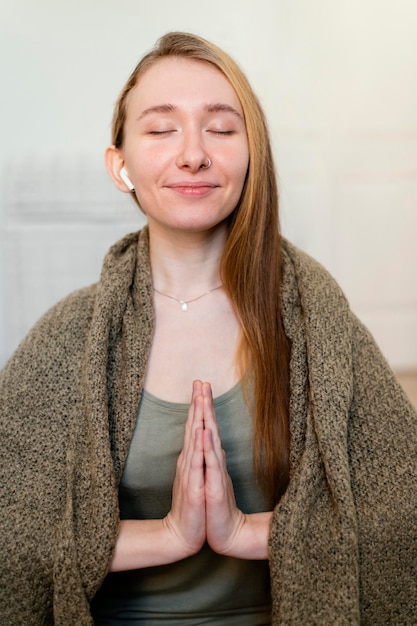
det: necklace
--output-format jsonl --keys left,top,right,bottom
{"left": 153, "top": 284, "right": 223, "bottom": 311}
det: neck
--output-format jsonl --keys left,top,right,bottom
{"left": 148, "top": 226, "right": 226, "bottom": 298}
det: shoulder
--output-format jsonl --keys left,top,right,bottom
{"left": 25, "top": 283, "right": 97, "bottom": 348}
{"left": 281, "top": 238, "right": 346, "bottom": 300}
{"left": 280, "top": 238, "right": 353, "bottom": 339}
{"left": 38, "top": 283, "right": 98, "bottom": 332}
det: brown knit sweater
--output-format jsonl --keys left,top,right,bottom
{"left": 1, "top": 227, "right": 416, "bottom": 625}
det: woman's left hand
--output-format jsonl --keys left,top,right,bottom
{"left": 199, "top": 382, "right": 272, "bottom": 560}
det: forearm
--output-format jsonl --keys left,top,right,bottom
{"left": 109, "top": 518, "right": 194, "bottom": 572}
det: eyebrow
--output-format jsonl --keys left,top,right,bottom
{"left": 206, "top": 103, "right": 242, "bottom": 118}
{"left": 137, "top": 104, "right": 176, "bottom": 120}
{"left": 137, "top": 102, "right": 242, "bottom": 120}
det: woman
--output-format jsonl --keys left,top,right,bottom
{"left": 1, "top": 32, "right": 416, "bottom": 626}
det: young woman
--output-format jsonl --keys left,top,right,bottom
{"left": 1, "top": 32, "right": 416, "bottom": 626}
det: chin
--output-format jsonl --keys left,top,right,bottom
{"left": 149, "top": 214, "right": 230, "bottom": 237}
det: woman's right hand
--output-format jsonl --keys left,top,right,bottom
{"left": 109, "top": 381, "right": 206, "bottom": 572}
{"left": 163, "top": 380, "right": 207, "bottom": 558}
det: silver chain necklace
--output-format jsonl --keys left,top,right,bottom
{"left": 153, "top": 284, "right": 223, "bottom": 312}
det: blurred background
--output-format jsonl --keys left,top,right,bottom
{"left": 0, "top": 0, "right": 416, "bottom": 401}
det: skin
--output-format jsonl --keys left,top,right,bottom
{"left": 110, "top": 381, "right": 272, "bottom": 570}
{"left": 106, "top": 56, "right": 249, "bottom": 239}
{"left": 105, "top": 58, "right": 272, "bottom": 571}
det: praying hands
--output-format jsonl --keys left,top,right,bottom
{"left": 109, "top": 380, "right": 272, "bottom": 572}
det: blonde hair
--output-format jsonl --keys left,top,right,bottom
{"left": 111, "top": 32, "right": 290, "bottom": 504}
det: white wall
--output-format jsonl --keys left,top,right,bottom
{"left": 1, "top": 0, "right": 416, "bottom": 369}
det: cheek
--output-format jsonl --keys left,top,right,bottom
{"left": 224, "top": 142, "right": 249, "bottom": 185}
{"left": 232, "top": 155, "right": 249, "bottom": 190}
{"left": 232, "top": 161, "right": 249, "bottom": 205}
{"left": 124, "top": 138, "right": 171, "bottom": 176}
{"left": 131, "top": 154, "right": 169, "bottom": 190}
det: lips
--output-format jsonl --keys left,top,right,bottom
{"left": 166, "top": 182, "right": 218, "bottom": 197}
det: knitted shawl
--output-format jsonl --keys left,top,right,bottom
{"left": 1, "top": 227, "right": 416, "bottom": 625}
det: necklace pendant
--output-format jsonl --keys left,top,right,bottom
{"left": 180, "top": 301, "right": 188, "bottom": 312}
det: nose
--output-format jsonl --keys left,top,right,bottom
{"left": 175, "top": 129, "right": 210, "bottom": 173}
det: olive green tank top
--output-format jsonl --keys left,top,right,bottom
{"left": 92, "top": 383, "right": 272, "bottom": 625}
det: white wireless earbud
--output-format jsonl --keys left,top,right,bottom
{"left": 120, "top": 167, "right": 135, "bottom": 191}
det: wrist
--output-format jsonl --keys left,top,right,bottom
{"left": 109, "top": 517, "right": 200, "bottom": 572}
{"left": 162, "top": 512, "right": 205, "bottom": 561}
{"left": 210, "top": 511, "right": 272, "bottom": 560}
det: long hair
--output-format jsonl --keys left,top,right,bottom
{"left": 111, "top": 32, "right": 290, "bottom": 504}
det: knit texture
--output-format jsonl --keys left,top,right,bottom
{"left": 1, "top": 227, "right": 416, "bottom": 624}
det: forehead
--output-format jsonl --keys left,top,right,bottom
{"left": 127, "top": 56, "right": 243, "bottom": 115}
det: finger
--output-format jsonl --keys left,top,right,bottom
{"left": 204, "top": 429, "right": 240, "bottom": 556}
{"left": 172, "top": 409, "right": 205, "bottom": 506}
{"left": 203, "top": 427, "right": 228, "bottom": 482}
{"left": 201, "top": 381, "right": 212, "bottom": 398}
{"left": 168, "top": 424, "right": 207, "bottom": 557}
{"left": 174, "top": 427, "right": 205, "bottom": 501}
{"left": 199, "top": 386, "right": 226, "bottom": 475}
{"left": 202, "top": 394, "right": 223, "bottom": 452}
{"left": 188, "top": 427, "right": 205, "bottom": 491}
{"left": 193, "top": 379, "right": 203, "bottom": 398}
{"left": 183, "top": 381, "right": 204, "bottom": 450}
{"left": 182, "top": 394, "right": 204, "bottom": 470}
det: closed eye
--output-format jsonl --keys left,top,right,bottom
{"left": 207, "top": 129, "right": 236, "bottom": 135}
{"left": 149, "top": 130, "right": 177, "bottom": 135}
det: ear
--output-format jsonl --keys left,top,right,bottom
{"left": 105, "top": 146, "right": 134, "bottom": 193}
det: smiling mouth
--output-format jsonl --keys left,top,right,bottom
{"left": 167, "top": 183, "right": 218, "bottom": 197}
